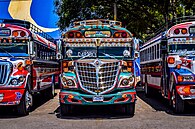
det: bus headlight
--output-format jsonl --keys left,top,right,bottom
{"left": 121, "top": 79, "right": 129, "bottom": 86}
{"left": 9, "top": 76, "right": 26, "bottom": 86}
{"left": 10, "top": 78, "right": 18, "bottom": 85}
{"left": 61, "top": 76, "right": 77, "bottom": 88}
{"left": 119, "top": 76, "right": 134, "bottom": 88}
{"left": 183, "top": 76, "right": 194, "bottom": 82}
{"left": 66, "top": 49, "right": 73, "bottom": 57}
{"left": 123, "top": 50, "right": 130, "bottom": 57}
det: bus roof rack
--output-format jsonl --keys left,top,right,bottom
{"left": 146, "top": 16, "right": 195, "bottom": 41}
{"left": 0, "top": 19, "right": 55, "bottom": 42}
{"left": 73, "top": 19, "right": 122, "bottom": 27}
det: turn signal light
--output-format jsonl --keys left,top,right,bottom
{"left": 176, "top": 64, "right": 181, "bottom": 69}
{"left": 182, "top": 86, "right": 191, "bottom": 94}
{"left": 76, "top": 32, "right": 82, "bottom": 38}
{"left": 12, "top": 31, "right": 19, "bottom": 37}
{"left": 113, "top": 32, "right": 120, "bottom": 38}
{"left": 167, "top": 57, "right": 175, "bottom": 64}
{"left": 181, "top": 28, "right": 187, "bottom": 34}
{"left": 177, "top": 76, "right": 183, "bottom": 82}
{"left": 25, "top": 60, "right": 31, "bottom": 65}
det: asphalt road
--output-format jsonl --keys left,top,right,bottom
{"left": 0, "top": 89, "right": 195, "bottom": 129}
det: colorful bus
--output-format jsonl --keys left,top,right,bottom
{"left": 57, "top": 19, "right": 140, "bottom": 115}
{"left": 0, "top": 19, "right": 59, "bottom": 115}
{"left": 140, "top": 16, "right": 195, "bottom": 113}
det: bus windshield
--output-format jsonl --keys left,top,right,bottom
{"left": 169, "top": 44, "right": 195, "bottom": 55}
{"left": 0, "top": 44, "right": 28, "bottom": 57}
{"left": 65, "top": 46, "right": 133, "bottom": 59}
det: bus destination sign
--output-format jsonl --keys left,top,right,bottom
{"left": 0, "top": 29, "right": 10, "bottom": 36}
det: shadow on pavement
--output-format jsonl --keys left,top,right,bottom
{"left": 137, "top": 90, "right": 195, "bottom": 116}
{"left": 0, "top": 91, "right": 58, "bottom": 118}
{"left": 55, "top": 104, "right": 134, "bottom": 120}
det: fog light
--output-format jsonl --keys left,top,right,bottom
{"left": 122, "top": 94, "right": 127, "bottom": 98}
{"left": 68, "top": 95, "right": 74, "bottom": 99}
{"left": 18, "top": 76, "right": 25, "bottom": 82}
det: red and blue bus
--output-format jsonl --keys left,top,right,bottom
{"left": 140, "top": 16, "right": 195, "bottom": 113}
{"left": 0, "top": 19, "right": 59, "bottom": 115}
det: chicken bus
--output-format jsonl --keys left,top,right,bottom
{"left": 0, "top": 19, "right": 59, "bottom": 115}
{"left": 57, "top": 19, "right": 140, "bottom": 115}
{"left": 140, "top": 16, "right": 195, "bottom": 113}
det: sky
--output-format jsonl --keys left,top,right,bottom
{"left": 0, "top": 0, "right": 60, "bottom": 39}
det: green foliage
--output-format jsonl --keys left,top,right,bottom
{"left": 54, "top": 0, "right": 195, "bottom": 40}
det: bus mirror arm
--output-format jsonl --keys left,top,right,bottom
{"left": 56, "top": 52, "right": 63, "bottom": 60}
{"left": 31, "top": 51, "right": 36, "bottom": 58}
{"left": 134, "top": 51, "right": 139, "bottom": 59}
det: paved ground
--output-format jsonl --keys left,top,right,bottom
{"left": 0, "top": 89, "right": 195, "bottom": 129}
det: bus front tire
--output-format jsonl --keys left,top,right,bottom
{"left": 124, "top": 102, "right": 135, "bottom": 116}
{"left": 60, "top": 103, "right": 72, "bottom": 116}
{"left": 48, "top": 83, "right": 55, "bottom": 99}
{"left": 171, "top": 88, "right": 185, "bottom": 113}
{"left": 17, "top": 89, "right": 33, "bottom": 116}
{"left": 144, "top": 82, "right": 152, "bottom": 97}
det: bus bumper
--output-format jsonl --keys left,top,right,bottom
{"left": 59, "top": 90, "right": 136, "bottom": 105}
{"left": 176, "top": 85, "right": 195, "bottom": 100}
{"left": 0, "top": 89, "right": 25, "bottom": 105}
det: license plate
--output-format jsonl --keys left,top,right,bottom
{"left": 93, "top": 95, "right": 103, "bottom": 102}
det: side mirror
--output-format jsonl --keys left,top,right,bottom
{"left": 134, "top": 52, "right": 139, "bottom": 59}
{"left": 161, "top": 39, "right": 168, "bottom": 54}
{"left": 28, "top": 41, "right": 35, "bottom": 55}
{"left": 56, "top": 52, "right": 63, "bottom": 60}
{"left": 31, "top": 51, "right": 36, "bottom": 58}
{"left": 57, "top": 40, "right": 62, "bottom": 53}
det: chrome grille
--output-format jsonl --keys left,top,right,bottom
{"left": 0, "top": 62, "right": 11, "bottom": 85}
{"left": 76, "top": 60, "right": 120, "bottom": 94}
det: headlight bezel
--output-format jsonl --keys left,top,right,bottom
{"left": 9, "top": 75, "right": 26, "bottom": 86}
{"left": 61, "top": 76, "right": 77, "bottom": 89}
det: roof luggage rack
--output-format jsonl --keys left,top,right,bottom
{"left": 0, "top": 19, "right": 54, "bottom": 42}
{"left": 73, "top": 19, "right": 122, "bottom": 27}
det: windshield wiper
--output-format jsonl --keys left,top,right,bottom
{"left": 102, "top": 53, "right": 118, "bottom": 60}
{"left": 78, "top": 54, "right": 93, "bottom": 60}
{"left": 0, "top": 47, "right": 15, "bottom": 58}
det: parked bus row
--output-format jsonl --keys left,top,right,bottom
{"left": 1, "top": 17, "right": 195, "bottom": 116}
{"left": 0, "top": 19, "right": 139, "bottom": 116}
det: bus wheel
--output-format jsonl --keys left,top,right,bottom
{"left": 17, "top": 89, "right": 33, "bottom": 116}
{"left": 144, "top": 82, "right": 151, "bottom": 97}
{"left": 171, "top": 88, "right": 185, "bottom": 113}
{"left": 48, "top": 83, "right": 55, "bottom": 99}
{"left": 60, "top": 103, "right": 72, "bottom": 116}
{"left": 124, "top": 102, "right": 135, "bottom": 116}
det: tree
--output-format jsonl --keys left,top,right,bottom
{"left": 54, "top": 0, "right": 195, "bottom": 40}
